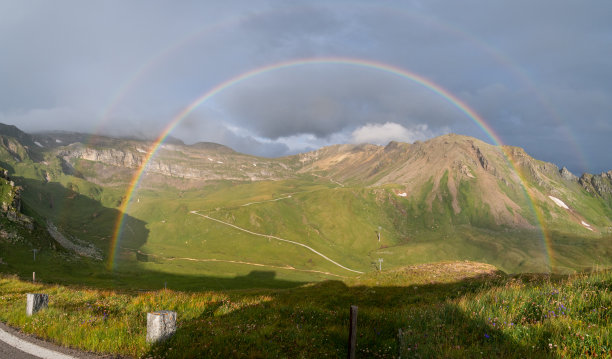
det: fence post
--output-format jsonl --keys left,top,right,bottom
{"left": 398, "top": 328, "right": 405, "bottom": 358}
{"left": 146, "top": 310, "right": 177, "bottom": 343}
{"left": 26, "top": 293, "right": 48, "bottom": 316}
{"left": 347, "top": 305, "right": 358, "bottom": 359}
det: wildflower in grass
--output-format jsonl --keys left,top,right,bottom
{"left": 484, "top": 333, "right": 490, "bottom": 339}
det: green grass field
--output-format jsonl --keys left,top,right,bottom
{"left": 0, "top": 263, "right": 610, "bottom": 358}
{"left": 1, "top": 162, "right": 610, "bottom": 292}
{"left": 0, "top": 137, "right": 610, "bottom": 357}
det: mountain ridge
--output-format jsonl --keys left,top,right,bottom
{"left": 0, "top": 122, "right": 610, "bottom": 277}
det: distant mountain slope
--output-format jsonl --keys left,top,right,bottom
{"left": 0, "top": 122, "right": 609, "bottom": 277}
{"left": 0, "top": 123, "right": 610, "bottom": 233}
{"left": 295, "top": 134, "right": 611, "bottom": 233}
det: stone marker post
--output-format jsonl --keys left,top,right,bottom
{"left": 26, "top": 293, "right": 48, "bottom": 316}
{"left": 147, "top": 310, "right": 177, "bottom": 343}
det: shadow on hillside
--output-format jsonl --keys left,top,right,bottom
{"left": 113, "top": 268, "right": 307, "bottom": 291}
{"left": 142, "top": 275, "right": 557, "bottom": 358}
{"left": 0, "top": 161, "right": 14, "bottom": 173}
{"left": 15, "top": 176, "right": 149, "bottom": 254}
{"left": 3, "top": 176, "right": 312, "bottom": 291}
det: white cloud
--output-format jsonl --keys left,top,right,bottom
{"left": 350, "top": 122, "right": 447, "bottom": 145}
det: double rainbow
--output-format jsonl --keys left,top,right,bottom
{"left": 107, "top": 57, "right": 552, "bottom": 271}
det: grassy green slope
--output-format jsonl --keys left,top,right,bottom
{"left": 1, "top": 264, "right": 610, "bottom": 358}
{"left": 0, "top": 127, "right": 610, "bottom": 290}
{"left": 2, "top": 152, "right": 610, "bottom": 290}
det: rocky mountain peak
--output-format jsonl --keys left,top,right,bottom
{"left": 560, "top": 166, "right": 578, "bottom": 182}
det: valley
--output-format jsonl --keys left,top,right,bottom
{"left": 0, "top": 123, "right": 610, "bottom": 358}
{"left": 3, "top": 3, "right": 611, "bottom": 357}
{"left": 0, "top": 123, "right": 610, "bottom": 291}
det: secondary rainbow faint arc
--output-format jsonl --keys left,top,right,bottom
{"left": 107, "top": 57, "right": 553, "bottom": 271}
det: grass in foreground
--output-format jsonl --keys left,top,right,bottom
{"left": 0, "top": 262, "right": 610, "bottom": 358}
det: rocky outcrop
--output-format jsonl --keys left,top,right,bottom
{"left": 0, "top": 168, "right": 33, "bottom": 230}
{"left": 560, "top": 166, "right": 578, "bottom": 182}
{"left": 60, "top": 145, "right": 144, "bottom": 168}
{"left": 58, "top": 143, "right": 296, "bottom": 182}
{"left": 579, "top": 171, "right": 612, "bottom": 199}
{"left": 46, "top": 221, "right": 102, "bottom": 260}
{"left": 470, "top": 144, "right": 491, "bottom": 171}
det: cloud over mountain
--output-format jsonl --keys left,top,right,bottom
{"left": 0, "top": 1, "right": 610, "bottom": 173}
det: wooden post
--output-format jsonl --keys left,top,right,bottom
{"left": 347, "top": 305, "right": 358, "bottom": 359}
{"left": 397, "top": 328, "right": 405, "bottom": 358}
{"left": 32, "top": 272, "right": 35, "bottom": 283}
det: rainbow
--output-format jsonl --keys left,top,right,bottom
{"left": 94, "top": 5, "right": 587, "bottom": 172}
{"left": 93, "top": 3, "right": 588, "bottom": 175}
{"left": 107, "top": 57, "right": 553, "bottom": 271}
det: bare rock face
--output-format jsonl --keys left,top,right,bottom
{"left": 560, "top": 166, "right": 578, "bottom": 182}
{"left": 470, "top": 144, "right": 490, "bottom": 171}
{"left": 0, "top": 168, "right": 33, "bottom": 230}
{"left": 58, "top": 141, "right": 297, "bottom": 183}
{"left": 579, "top": 171, "right": 612, "bottom": 199}
{"left": 60, "top": 145, "right": 144, "bottom": 168}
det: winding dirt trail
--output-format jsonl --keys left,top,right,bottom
{"left": 240, "top": 194, "right": 294, "bottom": 207}
{"left": 121, "top": 247, "right": 346, "bottom": 278}
{"left": 189, "top": 211, "right": 364, "bottom": 274}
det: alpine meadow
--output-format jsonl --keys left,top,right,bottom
{"left": 1, "top": 2, "right": 611, "bottom": 358}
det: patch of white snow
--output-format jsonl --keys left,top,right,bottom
{"left": 207, "top": 157, "right": 213, "bottom": 161}
{"left": 34, "top": 141, "right": 44, "bottom": 148}
{"left": 548, "top": 196, "right": 569, "bottom": 209}
{"left": 216, "top": 161, "right": 223, "bottom": 164}
{"left": 581, "top": 220, "right": 593, "bottom": 231}
{"left": 136, "top": 148, "right": 147, "bottom": 153}
{"left": 55, "top": 139, "right": 62, "bottom": 143}
{"left": 398, "top": 192, "right": 407, "bottom": 197}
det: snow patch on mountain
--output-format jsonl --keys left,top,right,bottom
{"left": 549, "top": 196, "right": 569, "bottom": 209}
{"left": 581, "top": 220, "right": 594, "bottom": 231}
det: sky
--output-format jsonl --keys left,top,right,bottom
{"left": 1, "top": 0, "right": 610, "bottom": 174}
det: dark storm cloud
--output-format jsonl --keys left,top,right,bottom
{"left": 213, "top": 66, "right": 460, "bottom": 139}
{"left": 0, "top": 0, "right": 610, "bottom": 172}
{"left": 173, "top": 112, "right": 290, "bottom": 157}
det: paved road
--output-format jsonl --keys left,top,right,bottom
{"left": 0, "top": 322, "right": 114, "bottom": 359}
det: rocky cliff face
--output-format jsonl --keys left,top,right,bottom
{"left": 60, "top": 144, "right": 144, "bottom": 168}
{"left": 579, "top": 171, "right": 612, "bottom": 200}
{"left": 560, "top": 166, "right": 578, "bottom": 181}
{"left": 58, "top": 142, "right": 298, "bottom": 183}
{"left": 0, "top": 168, "right": 33, "bottom": 230}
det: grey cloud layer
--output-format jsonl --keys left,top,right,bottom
{"left": 1, "top": 0, "right": 610, "bottom": 173}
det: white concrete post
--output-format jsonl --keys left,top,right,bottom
{"left": 26, "top": 293, "right": 48, "bottom": 316}
{"left": 146, "top": 310, "right": 177, "bottom": 343}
